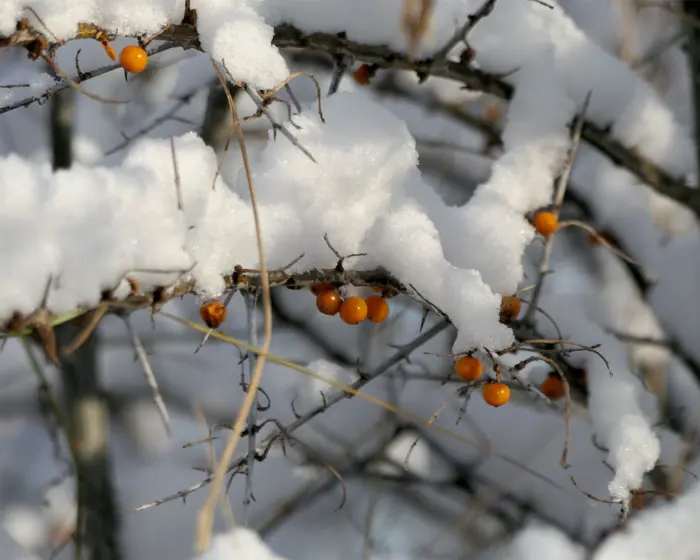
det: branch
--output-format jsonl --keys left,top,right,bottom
{"left": 0, "top": 267, "right": 406, "bottom": 336}
{"left": 131, "top": 319, "right": 451, "bottom": 511}
{"left": 2, "top": 22, "right": 695, "bottom": 216}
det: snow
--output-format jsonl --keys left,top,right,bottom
{"left": 0, "top": 0, "right": 698, "bottom": 559}
{"left": 595, "top": 480, "right": 700, "bottom": 560}
{"left": 536, "top": 293, "right": 661, "bottom": 506}
{"left": 505, "top": 524, "right": 584, "bottom": 560}
{"left": 193, "top": 527, "right": 288, "bottom": 560}
{"left": 195, "top": 1, "right": 288, "bottom": 89}
{"left": 0, "top": 90, "right": 518, "bottom": 352}
{"left": 648, "top": 232, "right": 700, "bottom": 367}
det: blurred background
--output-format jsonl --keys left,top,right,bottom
{"left": 1, "top": 1, "right": 700, "bottom": 558}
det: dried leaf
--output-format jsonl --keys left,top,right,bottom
{"left": 62, "top": 304, "right": 107, "bottom": 355}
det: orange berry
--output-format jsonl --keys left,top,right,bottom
{"left": 533, "top": 211, "right": 559, "bottom": 237}
{"left": 353, "top": 64, "right": 373, "bottom": 85}
{"left": 454, "top": 356, "right": 483, "bottom": 382}
{"left": 316, "top": 290, "right": 342, "bottom": 316}
{"left": 120, "top": 45, "right": 148, "bottom": 73}
{"left": 339, "top": 297, "right": 368, "bottom": 325}
{"left": 200, "top": 300, "right": 227, "bottom": 329}
{"left": 482, "top": 382, "right": 511, "bottom": 407}
{"left": 500, "top": 295, "right": 521, "bottom": 323}
{"left": 541, "top": 374, "right": 564, "bottom": 400}
{"left": 365, "top": 295, "right": 389, "bottom": 323}
{"left": 310, "top": 283, "right": 334, "bottom": 296}
{"left": 101, "top": 40, "right": 116, "bottom": 61}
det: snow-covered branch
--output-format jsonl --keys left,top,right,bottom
{"left": 2, "top": 17, "right": 698, "bottom": 217}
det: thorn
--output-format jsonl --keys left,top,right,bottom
{"left": 419, "top": 308, "right": 429, "bottom": 332}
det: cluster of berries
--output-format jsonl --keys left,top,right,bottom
{"left": 311, "top": 283, "right": 390, "bottom": 325}
{"left": 453, "top": 354, "right": 564, "bottom": 409}
{"left": 197, "top": 283, "right": 392, "bottom": 331}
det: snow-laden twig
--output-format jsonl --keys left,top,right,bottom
{"left": 1, "top": 18, "right": 695, "bottom": 215}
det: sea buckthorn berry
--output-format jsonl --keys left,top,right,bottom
{"left": 339, "top": 297, "right": 368, "bottom": 325}
{"left": 482, "top": 382, "right": 511, "bottom": 407}
{"left": 353, "top": 64, "right": 374, "bottom": 85}
{"left": 120, "top": 45, "right": 148, "bottom": 73}
{"left": 310, "top": 283, "right": 334, "bottom": 296}
{"left": 454, "top": 356, "right": 483, "bottom": 382}
{"left": 316, "top": 290, "right": 342, "bottom": 316}
{"left": 101, "top": 40, "right": 116, "bottom": 61}
{"left": 533, "top": 211, "right": 559, "bottom": 237}
{"left": 200, "top": 300, "right": 227, "bottom": 329}
{"left": 500, "top": 295, "right": 521, "bottom": 323}
{"left": 541, "top": 374, "right": 564, "bottom": 400}
{"left": 365, "top": 295, "right": 389, "bottom": 323}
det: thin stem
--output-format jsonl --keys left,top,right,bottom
{"left": 243, "top": 292, "right": 259, "bottom": 525}
{"left": 124, "top": 316, "right": 171, "bottom": 436}
{"left": 195, "top": 59, "right": 274, "bottom": 553}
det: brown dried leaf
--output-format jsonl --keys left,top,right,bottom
{"left": 32, "top": 321, "right": 59, "bottom": 366}
{"left": 62, "top": 304, "right": 107, "bottom": 355}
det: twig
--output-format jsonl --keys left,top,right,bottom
{"left": 170, "top": 137, "right": 183, "bottom": 211}
{"left": 0, "top": 43, "right": 176, "bottom": 115}
{"left": 285, "top": 83, "right": 302, "bottom": 113}
{"left": 260, "top": 72, "right": 324, "bottom": 122}
{"left": 522, "top": 91, "right": 590, "bottom": 324}
{"left": 41, "top": 54, "right": 129, "bottom": 105}
{"left": 510, "top": 337, "right": 614, "bottom": 378}
{"left": 124, "top": 316, "right": 171, "bottom": 436}
{"left": 105, "top": 89, "right": 200, "bottom": 156}
{"left": 433, "top": 0, "right": 498, "bottom": 62}
{"left": 559, "top": 219, "right": 641, "bottom": 266}
{"left": 240, "top": 82, "right": 318, "bottom": 163}
{"left": 195, "top": 59, "right": 274, "bottom": 553}
{"left": 327, "top": 55, "right": 348, "bottom": 96}
{"left": 2, "top": 23, "right": 696, "bottom": 215}
{"left": 243, "top": 292, "right": 259, "bottom": 525}
{"left": 133, "top": 319, "right": 452, "bottom": 511}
